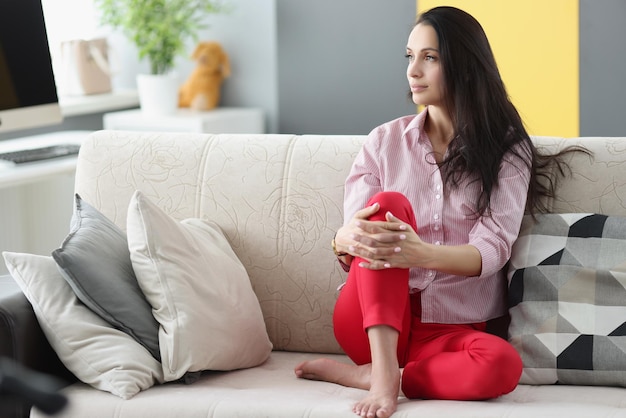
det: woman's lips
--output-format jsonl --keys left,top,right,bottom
{"left": 411, "top": 85, "right": 427, "bottom": 92}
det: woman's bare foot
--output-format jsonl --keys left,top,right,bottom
{"left": 350, "top": 325, "right": 401, "bottom": 417}
{"left": 352, "top": 366, "right": 400, "bottom": 418}
{"left": 294, "top": 358, "right": 400, "bottom": 418}
{"left": 294, "top": 358, "right": 370, "bottom": 390}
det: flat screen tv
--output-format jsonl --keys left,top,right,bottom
{"left": 0, "top": 0, "right": 62, "bottom": 135}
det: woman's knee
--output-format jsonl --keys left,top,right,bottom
{"left": 367, "top": 191, "right": 411, "bottom": 210}
{"left": 473, "top": 334, "right": 523, "bottom": 394}
{"left": 495, "top": 339, "right": 523, "bottom": 386}
{"left": 366, "top": 192, "right": 415, "bottom": 225}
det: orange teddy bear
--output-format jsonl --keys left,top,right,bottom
{"left": 179, "top": 41, "right": 230, "bottom": 111}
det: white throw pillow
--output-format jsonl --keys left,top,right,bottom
{"left": 2, "top": 252, "right": 163, "bottom": 399}
{"left": 126, "top": 190, "right": 272, "bottom": 382}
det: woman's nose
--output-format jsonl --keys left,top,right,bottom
{"left": 407, "top": 61, "right": 421, "bottom": 78}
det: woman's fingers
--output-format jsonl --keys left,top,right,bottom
{"left": 354, "top": 202, "right": 380, "bottom": 220}
{"left": 346, "top": 204, "right": 415, "bottom": 263}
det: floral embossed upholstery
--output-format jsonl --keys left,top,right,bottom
{"left": 35, "top": 130, "right": 626, "bottom": 418}
{"left": 75, "top": 132, "right": 626, "bottom": 355}
{"left": 76, "top": 131, "right": 362, "bottom": 353}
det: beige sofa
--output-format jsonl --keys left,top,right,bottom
{"left": 3, "top": 130, "right": 626, "bottom": 417}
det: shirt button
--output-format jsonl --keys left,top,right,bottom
{"left": 427, "top": 271, "right": 433, "bottom": 277}
{"left": 434, "top": 225, "right": 440, "bottom": 231}
{"left": 433, "top": 214, "right": 439, "bottom": 220}
{"left": 435, "top": 194, "right": 441, "bottom": 199}
{"left": 436, "top": 184, "right": 441, "bottom": 191}
{"left": 435, "top": 241, "right": 441, "bottom": 245}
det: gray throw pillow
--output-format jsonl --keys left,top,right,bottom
{"left": 52, "top": 194, "right": 160, "bottom": 361}
{"left": 507, "top": 213, "right": 626, "bottom": 387}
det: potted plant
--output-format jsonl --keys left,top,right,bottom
{"left": 94, "top": 0, "right": 225, "bottom": 115}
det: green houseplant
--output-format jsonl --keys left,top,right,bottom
{"left": 95, "top": 0, "right": 225, "bottom": 75}
{"left": 95, "top": 0, "right": 225, "bottom": 115}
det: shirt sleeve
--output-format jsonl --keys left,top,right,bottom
{"left": 468, "top": 149, "right": 531, "bottom": 278}
{"left": 343, "top": 130, "right": 384, "bottom": 225}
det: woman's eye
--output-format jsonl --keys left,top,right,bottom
{"left": 405, "top": 54, "right": 414, "bottom": 61}
{"left": 425, "top": 55, "right": 437, "bottom": 62}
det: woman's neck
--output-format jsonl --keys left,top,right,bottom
{"left": 424, "top": 106, "right": 454, "bottom": 162}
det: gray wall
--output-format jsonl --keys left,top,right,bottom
{"left": 200, "top": 0, "right": 417, "bottom": 135}
{"left": 191, "top": 0, "right": 280, "bottom": 133}
{"left": 3, "top": 0, "right": 416, "bottom": 139}
{"left": 276, "top": 0, "right": 417, "bottom": 135}
{"left": 4, "top": 1, "right": 626, "bottom": 140}
{"left": 579, "top": 0, "right": 626, "bottom": 136}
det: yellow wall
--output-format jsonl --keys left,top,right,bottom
{"left": 417, "top": 1, "right": 579, "bottom": 137}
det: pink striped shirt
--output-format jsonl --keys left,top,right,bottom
{"left": 344, "top": 108, "right": 530, "bottom": 323}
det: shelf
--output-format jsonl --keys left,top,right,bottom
{"left": 59, "top": 89, "right": 139, "bottom": 117}
{"left": 103, "top": 107, "right": 265, "bottom": 134}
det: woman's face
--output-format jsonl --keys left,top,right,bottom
{"left": 406, "top": 23, "right": 444, "bottom": 107}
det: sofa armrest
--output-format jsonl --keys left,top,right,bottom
{"left": 0, "top": 275, "right": 75, "bottom": 418}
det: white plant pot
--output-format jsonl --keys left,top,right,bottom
{"left": 136, "top": 73, "right": 179, "bottom": 116}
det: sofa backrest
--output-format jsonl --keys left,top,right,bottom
{"left": 530, "top": 136, "right": 626, "bottom": 216}
{"left": 75, "top": 131, "right": 626, "bottom": 354}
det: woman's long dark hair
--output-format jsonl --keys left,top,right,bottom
{"left": 416, "top": 6, "right": 589, "bottom": 216}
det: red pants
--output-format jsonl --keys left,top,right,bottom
{"left": 333, "top": 191, "right": 522, "bottom": 400}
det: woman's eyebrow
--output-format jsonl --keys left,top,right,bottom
{"left": 406, "top": 46, "right": 439, "bottom": 52}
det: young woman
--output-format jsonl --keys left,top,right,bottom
{"left": 294, "top": 6, "right": 584, "bottom": 418}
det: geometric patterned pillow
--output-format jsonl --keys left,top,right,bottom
{"left": 507, "top": 213, "right": 626, "bottom": 387}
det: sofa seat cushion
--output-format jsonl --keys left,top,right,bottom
{"left": 31, "top": 351, "right": 626, "bottom": 418}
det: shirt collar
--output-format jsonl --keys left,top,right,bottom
{"left": 402, "top": 106, "right": 429, "bottom": 144}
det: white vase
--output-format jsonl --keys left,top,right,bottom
{"left": 136, "top": 73, "right": 179, "bottom": 116}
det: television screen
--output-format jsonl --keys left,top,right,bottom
{"left": 0, "top": 0, "right": 62, "bottom": 134}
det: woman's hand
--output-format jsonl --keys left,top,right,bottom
{"left": 335, "top": 204, "right": 424, "bottom": 270}
{"left": 333, "top": 203, "right": 381, "bottom": 260}
{"left": 336, "top": 202, "right": 482, "bottom": 275}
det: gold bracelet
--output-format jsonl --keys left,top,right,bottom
{"left": 331, "top": 238, "right": 348, "bottom": 257}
